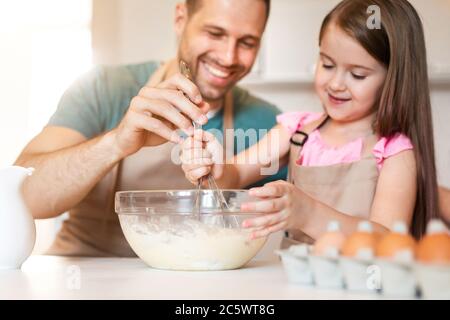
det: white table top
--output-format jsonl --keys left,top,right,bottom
{"left": 0, "top": 255, "right": 389, "bottom": 300}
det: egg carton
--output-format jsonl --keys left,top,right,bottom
{"left": 277, "top": 245, "right": 450, "bottom": 299}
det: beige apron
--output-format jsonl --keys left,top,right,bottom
{"left": 47, "top": 60, "right": 235, "bottom": 257}
{"left": 281, "top": 115, "right": 380, "bottom": 248}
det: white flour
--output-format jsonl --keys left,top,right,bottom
{"left": 120, "top": 215, "right": 266, "bottom": 271}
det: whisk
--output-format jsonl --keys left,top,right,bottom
{"left": 179, "top": 60, "right": 231, "bottom": 219}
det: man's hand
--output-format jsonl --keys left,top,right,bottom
{"left": 112, "top": 72, "right": 210, "bottom": 158}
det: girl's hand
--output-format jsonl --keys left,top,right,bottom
{"left": 181, "top": 129, "right": 224, "bottom": 185}
{"left": 241, "top": 180, "right": 305, "bottom": 239}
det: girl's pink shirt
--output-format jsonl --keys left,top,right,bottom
{"left": 277, "top": 112, "right": 413, "bottom": 170}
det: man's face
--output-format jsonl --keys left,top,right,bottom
{"left": 176, "top": 0, "right": 267, "bottom": 103}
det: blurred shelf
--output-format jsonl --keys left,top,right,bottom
{"left": 240, "top": 74, "right": 315, "bottom": 89}
{"left": 240, "top": 73, "right": 450, "bottom": 88}
{"left": 429, "top": 73, "right": 450, "bottom": 85}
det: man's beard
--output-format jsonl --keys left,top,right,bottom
{"left": 194, "top": 76, "right": 230, "bottom": 102}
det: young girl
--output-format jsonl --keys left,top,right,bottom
{"left": 181, "top": 0, "right": 439, "bottom": 243}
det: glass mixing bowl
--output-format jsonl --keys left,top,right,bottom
{"left": 115, "top": 190, "right": 267, "bottom": 271}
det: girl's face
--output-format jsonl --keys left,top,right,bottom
{"left": 315, "top": 24, "right": 388, "bottom": 123}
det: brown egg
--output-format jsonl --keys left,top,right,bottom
{"left": 313, "top": 221, "right": 346, "bottom": 256}
{"left": 376, "top": 222, "right": 416, "bottom": 259}
{"left": 417, "top": 220, "right": 450, "bottom": 265}
{"left": 342, "top": 221, "right": 378, "bottom": 258}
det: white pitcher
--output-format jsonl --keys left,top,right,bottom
{"left": 0, "top": 166, "right": 36, "bottom": 270}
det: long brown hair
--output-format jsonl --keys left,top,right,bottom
{"left": 319, "top": 0, "right": 439, "bottom": 238}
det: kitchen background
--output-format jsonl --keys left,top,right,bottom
{"left": 1, "top": 0, "right": 449, "bottom": 254}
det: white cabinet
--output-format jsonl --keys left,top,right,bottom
{"left": 245, "top": 0, "right": 450, "bottom": 85}
{"left": 263, "top": 0, "right": 339, "bottom": 81}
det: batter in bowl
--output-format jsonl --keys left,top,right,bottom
{"left": 119, "top": 215, "right": 266, "bottom": 271}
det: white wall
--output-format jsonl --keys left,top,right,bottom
{"left": 0, "top": 30, "right": 33, "bottom": 167}
{"left": 0, "top": 1, "right": 92, "bottom": 168}
{"left": 92, "top": 0, "right": 178, "bottom": 65}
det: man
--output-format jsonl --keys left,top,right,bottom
{"left": 15, "top": 0, "right": 286, "bottom": 256}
